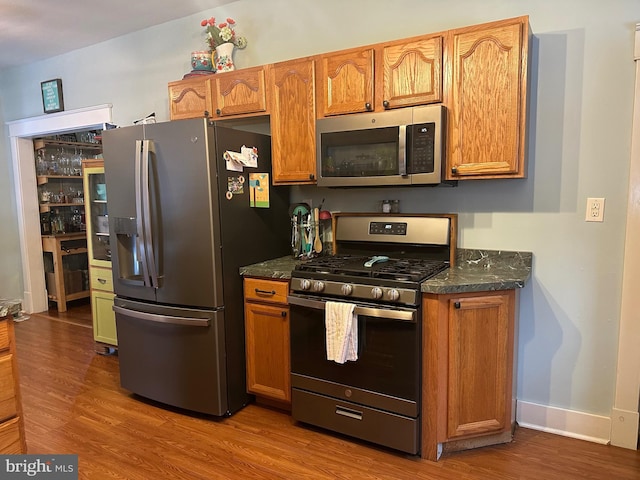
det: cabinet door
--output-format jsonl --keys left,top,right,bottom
{"left": 82, "top": 162, "right": 111, "bottom": 269}
{"left": 168, "top": 77, "right": 213, "bottom": 120}
{"left": 92, "top": 290, "right": 117, "bottom": 346}
{"left": 447, "top": 17, "right": 530, "bottom": 179}
{"left": 447, "top": 291, "right": 514, "bottom": 439}
{"left": 317, "top": 47, "right": 374, "bottom": 117}
{"left": 0, "top": 417, "right": 23, "bottom": 454}
{"left": 244, "top": 301, "right": 291, "bottom": 403}
{"left": 212, "top": 66, "right": 268, "bottom": 117}
{"left": 270, "top": 58, "right": 317, "bottom": 184}
{"left": 379, "top": 35, "right": 442, "bottom": 109}
{"left": 0, "top": 355, "right": 17, "bottom": 423}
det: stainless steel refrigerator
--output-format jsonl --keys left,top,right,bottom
{"left": 102, "top": 118, "right": 290, "bottom": 416}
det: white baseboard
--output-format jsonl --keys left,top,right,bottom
{"left": 610, "top": 407, "right": 639, "bottom": 449}
{"left": 516, "top": 400, "right": 611, "bottom": 445}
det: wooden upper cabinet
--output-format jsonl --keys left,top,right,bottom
{"left": 212, "top": 65, "right": 269, "bottom": 118}
{"left": 446, "top": 16, "right": 530, "bottom": 179}
{"left": 168, "top": 77, "right": 213, "bottom": 120}
{"left": 377, "top": 35, "right": 443, "bottom": 109}
{"left": 270, "top": 58, "right": 317, "bottom": 185}
{"left": 317, "top": 47, "right": 374, "bottom": 117}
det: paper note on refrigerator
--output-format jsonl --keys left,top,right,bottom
{"left": 223, "top": 145, "right": 259, "bottom": 172}
{"left": 249, "top": 173, "right": 270, "bottom": 208}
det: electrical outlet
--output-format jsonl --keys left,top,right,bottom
{"left": 586, "top": 197, "right": 605, "bottom": 222}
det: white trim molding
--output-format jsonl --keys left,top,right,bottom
{"left": 6, "top": 104, "right": 112, "bottom": 313}
{"left": 517, "top": 400, "right": 611, "bottom": 445}
{"left": 610, "top": 23, "right": 640, "bottom": 450}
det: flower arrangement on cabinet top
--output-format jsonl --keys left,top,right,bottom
{"left": 201, "top": 17, "right": 248, "bottom": 50}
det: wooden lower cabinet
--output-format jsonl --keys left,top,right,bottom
{"left": 243, "top": 277, "right": 291, "bottom": 407}
{"left": 0, "top": 316, "right": 27, "bottom": 454}
{"left": 91, "top": 289, "right": 116, "bottom": 349}
{"left": 422, "top": 289, "right": 517, "bottom": 460}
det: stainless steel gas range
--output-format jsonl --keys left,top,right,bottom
{"left": 288, "top": 213, "right": 457, "bottom": 455}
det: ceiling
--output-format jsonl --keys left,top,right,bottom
{"left": 0, "top": 0, "right": 233, "bottom": 70}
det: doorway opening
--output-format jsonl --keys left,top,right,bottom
{"left": 7, "top": 105, "right": 113, "bottom": 313}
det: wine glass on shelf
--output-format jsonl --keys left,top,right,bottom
{"left": 58, "top": 147, "right": 71, "bottom": 176}
{"left": 72, "top": 148, "right": 83, "bottom": 176}
{"left": 48, "top": 150, "right": 59, "bottom": 175}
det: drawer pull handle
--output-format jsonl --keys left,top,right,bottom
{"left": 255, "top": 288, "right": 276, "bottom": 296}
{"left": 336, "top": 406, "right": 363, "bottom": 421}
{"left": 98, "top": 278, "right": 107, "bottom": 284}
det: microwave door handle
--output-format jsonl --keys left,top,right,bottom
{"left": 398, "top": 125, "right": 407, "bottom": 176}
{"left": 134, "top": 140, "right": 151, "bottom": 287}
{"left": 141, "top": 139, "right": 159, "bottom": 288}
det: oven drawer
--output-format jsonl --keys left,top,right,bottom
{"left": 292, "top": 388, "right": 419, "bottom": 455}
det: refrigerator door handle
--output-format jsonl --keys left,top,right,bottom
{"left": 134, "top": 140, "right": 151, "bottom": 287}
{"left": 141, "top": 139, "right": 159, "bottom": 288}
{"left": 113, "top": 305, "right": 211, "bottom": 327}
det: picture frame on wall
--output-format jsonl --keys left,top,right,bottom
{"left": 41, "top": 78, "right": 64, "bottom": 114}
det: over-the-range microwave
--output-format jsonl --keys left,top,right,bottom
{"left": 316, "top": 105, "right": 445, "bottom": 187}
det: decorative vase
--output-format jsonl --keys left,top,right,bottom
{"left": 215, "top": 43, "right": 235, "bottom": 72}
{"left": 191, "top": 50, "right": 213, "bottom": 71}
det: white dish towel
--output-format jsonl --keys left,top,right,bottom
{"left": 325, "top": 301, "right": 358, "bottom": 364}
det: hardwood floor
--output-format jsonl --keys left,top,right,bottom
{"left": 12, "top": 308, "right": 640, "bottom": 479}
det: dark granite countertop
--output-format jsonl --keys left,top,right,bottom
{"left": 239, "top": 256, "right": 300, "bottom": 280}
{"left": 421, "top": 249, "right": 532, "bottom": 294}
{"left": 239, "top": 249, "right": 532, "bottom": 294}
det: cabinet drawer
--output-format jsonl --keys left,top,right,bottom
{"left": 0, "top": 417, "right": 23, "bottom": 454}
{"left": 0, "top": 320, "right": 8, "bottom": 352}
{"left": 0, "top": 354, "right": 17, "bottom": 423}
{"left": 244, "top": 278, "right": 289, "bottom": 305}
{"left": 90, "top": 267, "right": 113, "bottom": 292}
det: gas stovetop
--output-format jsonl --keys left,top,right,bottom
{"left": 294, "top": 254, "right": 449, "bottom": 283}
{"left": 289, "top": 213, "right": 456, "bottom": 306}
{"left": 291, "top": 255, "right": 449, "bottom": 306}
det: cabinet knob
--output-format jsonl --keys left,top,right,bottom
{"left": 454, "top": 301, "right": 461, "bottom": 309}
{"left": 216, "top": 109, "right": 221, "bottom": 116}
{"left": 309, "top": 173, "right": 315, "bottom": 180}
{"left": 451, "top": 167, "right": 458, "bottom": 175}
{"left": 281, "top": 311, "right": 287, "bottom": 318}
{"left": 365, "top": 103, "right": 372, "bottom": 111}
{"left": 382, "top": 100, "right": 390, "bottom": 109}
{"left": 204, "top": 110, "right": 210, "bottom": 118}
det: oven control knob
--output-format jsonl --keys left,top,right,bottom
{"left": 313, "top": 281, "right": 325, "bottom": 292}
{"left": 371, "top": 287, "right": 383, "bottom": 299}
{"left": 300, "top": 279, "right": 311, "bottom": 291}
{"left": 387, "top": 289, "right": 400, "bottom": 301}
{"left": 341, "top": 284, "right": 353, "bottom": 296}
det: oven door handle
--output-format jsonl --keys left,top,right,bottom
{"left": 287, "top": 295, "right": 416, "bottom": 322}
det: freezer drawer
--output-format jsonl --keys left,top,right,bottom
{"left": 113, "top": 298, "right": 228, "bottom": 416}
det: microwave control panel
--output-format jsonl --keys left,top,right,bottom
{"left": 407, "top": 123, "right": 435, "bottom": 174}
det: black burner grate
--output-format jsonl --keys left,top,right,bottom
{"left": 295, "top": 255, "right": 448, "bottom": 283}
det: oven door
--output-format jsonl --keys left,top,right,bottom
{"left": 288, "top": 294, "right": 421, "bottom": 417}
{"left": 288, "top": 294, "right": 421, "bottom": 454}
